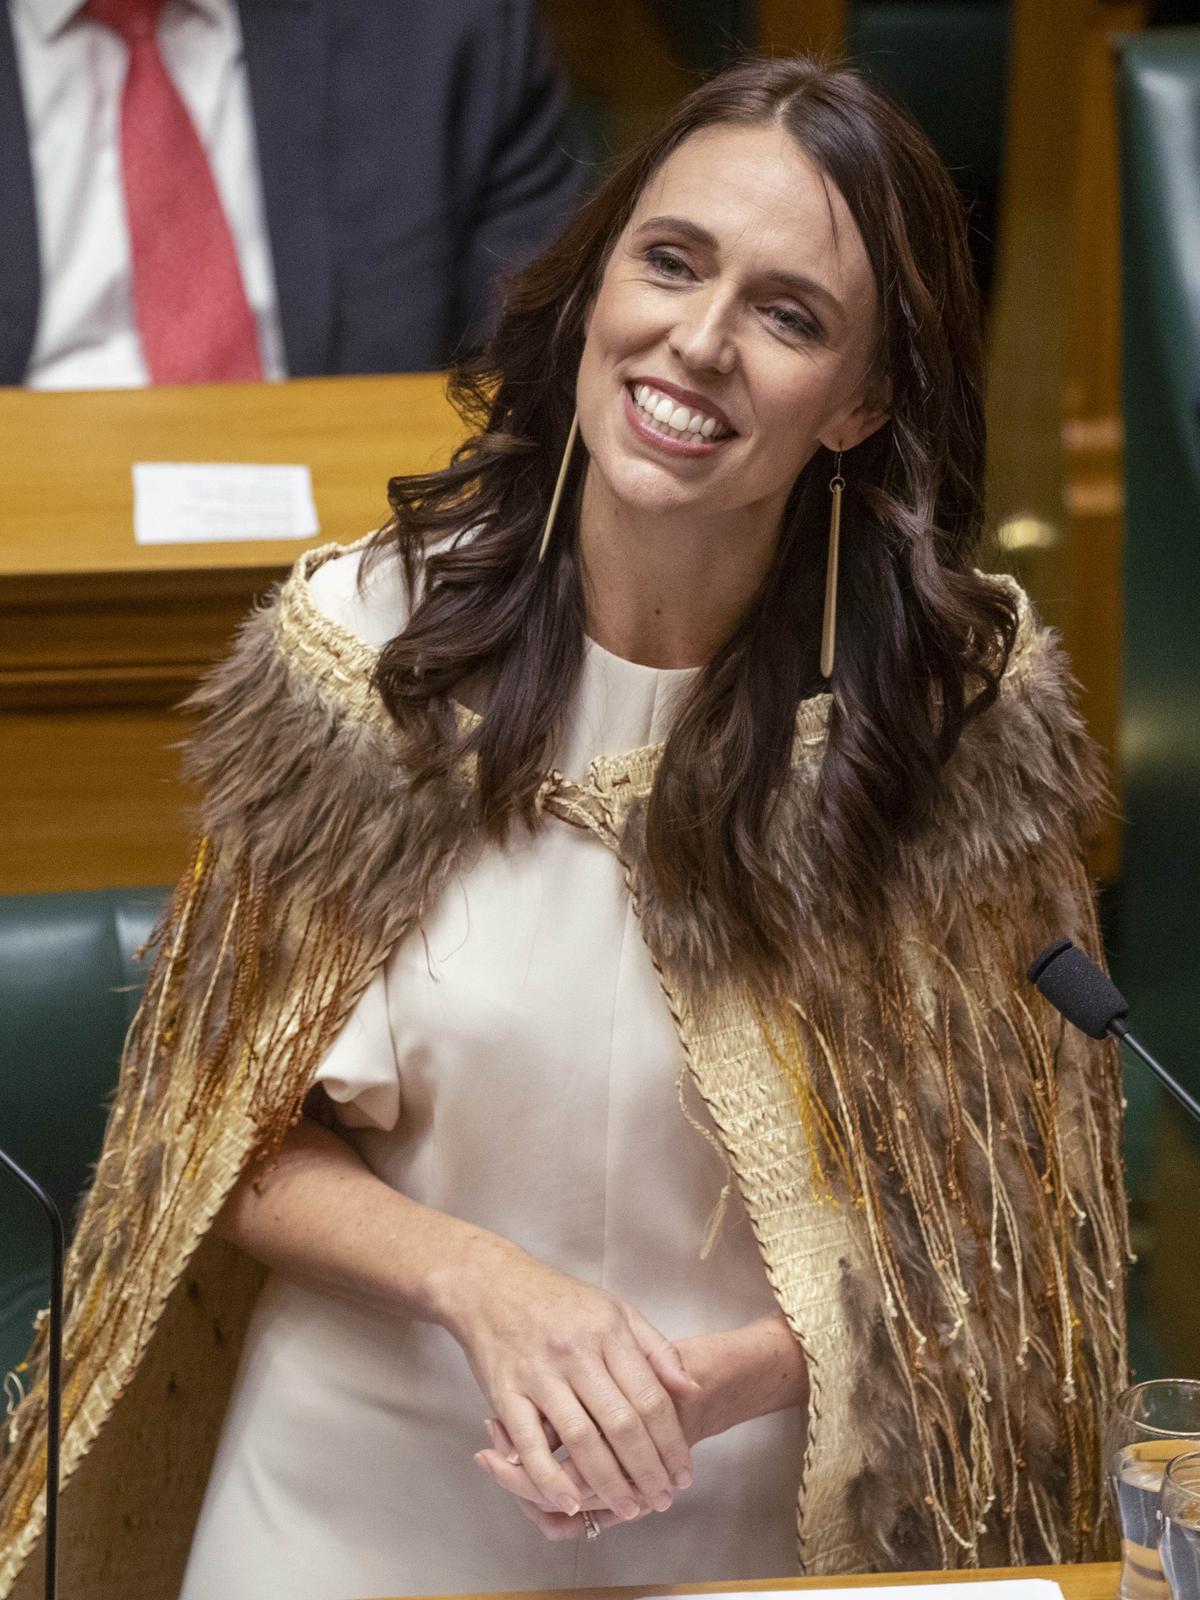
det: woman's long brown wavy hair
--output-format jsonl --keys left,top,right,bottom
{"left": 368, "top": 53, "right": 1019, "bottom": 987}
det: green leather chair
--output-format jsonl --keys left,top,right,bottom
{"left": 1116, "top": 29, "right": 1200, "bottom": 1110}
{"left": 1115, "top": 28, "right": 1200, "bottom": 1375}
{"left": 0, "top": 888, "right": 167, "bottom": 1385}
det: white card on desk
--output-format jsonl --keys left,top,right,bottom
{"left": 643, "top": 1585, "right": 1066, "bottom": 1600}
{"left": 132, "top": 462, "right": 320, "bottom": 544}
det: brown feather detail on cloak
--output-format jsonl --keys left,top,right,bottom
{"left": 0, "top": 545, "right": 1127, "bottom": 1595}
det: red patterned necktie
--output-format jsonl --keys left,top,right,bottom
{"left": 86, "top": 0, "right": 264, "bottom": 383}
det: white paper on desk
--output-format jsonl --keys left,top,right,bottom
{"left": 646, "top": 1585, "right": 1065, "bottom": 1600}
{"left": 132, "top": 462, "right": 319, "bottom": 544}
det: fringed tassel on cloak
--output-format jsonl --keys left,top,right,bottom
{"left": 753, "top": 838, "right": 1127, "bottom": 1571}
{"left": 1, "top": 831, "right": 386, "bottom": 1583}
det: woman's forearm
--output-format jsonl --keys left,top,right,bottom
{"left": 214, "top": 1113, "right": 516, "bottom": 1327}
{"left": 216, "top": 1112, "right": 699, "bottom": 1516}
{"left": 677, "top": 1311, "right": 809, "bottom": 1441}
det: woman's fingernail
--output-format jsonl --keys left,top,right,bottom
{"left": 673, "top": 1469, "right": 693, "bottom": 1489}
{"left": 506, "top": 1450, "right": 521, "bottom": 1466}
{"left": 617, "top": 1497, "right": 640, "bottom": 1521}
{"left": 558, "top": 1494, "right": 581, "bottom": 1516}
{"left": 474, "top": 1453, "right": 491, "bottom": 1473}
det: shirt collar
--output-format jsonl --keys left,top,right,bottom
{"left": 16, "top": 0, "right": 86, "bottom": 40}
{"left": 184, "top": 0, "right": 230, "bottom": 28}
{"left": 16, "top": 0, "right": 231, "bottom": 42}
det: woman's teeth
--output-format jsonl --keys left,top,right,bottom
{"left": 631, "top": 384, "right": 727, "bottom": 439}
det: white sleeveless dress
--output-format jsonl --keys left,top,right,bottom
{"left": 181, "top": 548, "right": 807, "bottom": 1600}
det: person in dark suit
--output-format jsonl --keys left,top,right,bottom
{"left": 0, "top": 0, "right": 586, "bottom": 387}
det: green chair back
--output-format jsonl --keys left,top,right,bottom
{"left": 1116, "top": 30, "right": 1200, "bottom": 1134}
{"left": 0, "top": 889, "right": 167, "bottom": 1384}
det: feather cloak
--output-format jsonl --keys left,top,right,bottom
{"left": 0, "top": 541, "right": 1128, "bottom": 1598}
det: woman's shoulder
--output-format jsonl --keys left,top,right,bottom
{"left": 185, "top": 539, "right": 410, "bottom": 797}
{"left": 300, "top": 536, "right": 412, "bottom": 648}
{"left": 983, "top": 568, "right": 1076, "bottom": 714}
{"left": 183, "top": 538, "right": 429, "bottom": 875}
{"left": 942, "top": 569, "right": 1109, "bottom": 859}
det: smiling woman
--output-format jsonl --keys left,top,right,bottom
{"left": 1, "top": 53, "right": 1127, "bottom": 1600}
{"left": 574, "top": 122, "right": 887, "bottom": 676}
{"left": 372, "top": 59, "right": 1010, "bottom": 975}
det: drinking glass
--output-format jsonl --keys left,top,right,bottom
{"left": 1160, "top": 1449, "right": 1200, "bottom": 1600}
{"left": 1106, "top": 1380, "right": 1200, "bottom": 1600}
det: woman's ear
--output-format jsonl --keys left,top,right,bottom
{"left": 819, "top": 375, "right": 891, "bottom": 454}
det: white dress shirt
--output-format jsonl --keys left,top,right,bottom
{"left": 10, "top": 0, "right": 287, "bottom": 388}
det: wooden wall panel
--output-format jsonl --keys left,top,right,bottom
{"left": 540, "top": 1, "right": 694, "bottom": 151}
{"left": 985, "top": 0, "right": 1143, "bottom": 882}
{"left": 2, "top": 708, "right": 199, "bottom": 893}
{"left": 1149, "top": 1112, "right": 1200, "bottom": 1372}
{"left": 758, "top": 0, "right": 846, "bottom": 59}
{"left": 0, "top": 374, "right": 461, "bottom": 894}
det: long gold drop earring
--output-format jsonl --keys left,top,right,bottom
{"left": 820, "top": 450, "right": 844, "bottom": 679}
{"left": 537, "top": 410, "right": 580, "bottom": 563}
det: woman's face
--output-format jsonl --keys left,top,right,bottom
{"left": 576, "top": 123, "right": 887, "bottom": 529}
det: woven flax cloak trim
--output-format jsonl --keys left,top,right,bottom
{"left": 1, "top": 540, "right": 1128, "bottom": 1592}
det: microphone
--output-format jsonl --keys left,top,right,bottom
{"left": 1028, "top": 939, "right": 1200, "bottom": 1126}
{"left": 0, "top": 1147, "right": 62, "bottom": 1600}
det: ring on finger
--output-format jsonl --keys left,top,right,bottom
{"left": 581, "top": 1510, "right": 600, "bottom": 1540}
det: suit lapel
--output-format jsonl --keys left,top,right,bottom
{"left": 0, "top": 6, "right": 40, "bottom": 385}
{"left": 237, "top": 0, "right": 333, "bottom": 376}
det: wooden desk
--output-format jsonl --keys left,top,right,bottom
{"left": 0, "top": 374, "right": 463, "bottom": 892}
{"left": 407, "top": 1566, "right": 1119, "bottom": 1600}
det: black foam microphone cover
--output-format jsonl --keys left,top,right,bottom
{"left": 1027, "top": 939, "right": 1129, "bottom": 1039}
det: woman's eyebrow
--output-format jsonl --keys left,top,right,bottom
{"left": 634, "top": 214, "right": 719, "bottom": 249}
{"left": 633, "top": 214, "right": 847, "bottom": 326}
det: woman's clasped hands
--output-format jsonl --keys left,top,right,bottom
{"left": 436, "top": 1235, "right": 703, "bottom": 1540}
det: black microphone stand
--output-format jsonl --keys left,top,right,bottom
{"left": 0, "top": 1147, "right": 63, "bottom": 1600}
{"left": 1109, "top": 1020, "right": 1200, "bottom": 1125}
